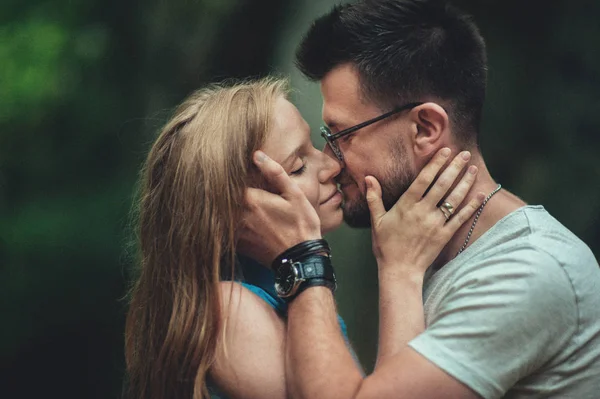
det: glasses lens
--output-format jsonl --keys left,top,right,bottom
{"left": 320, "top": 126, "right": 344, "bottom": 163}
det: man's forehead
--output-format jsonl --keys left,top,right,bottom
{"left": 320, "top": 64, "right": 361, "bottom": 103}
{"left": 321, "top": 103, "right": 352, "bottom": 129}
{"left": 320, "top": 66, "right": 378, "bottom": 127}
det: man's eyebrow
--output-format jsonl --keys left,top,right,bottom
{"left": 324, "top": 114, "right": 353, "bottom": 131}
{"left": 324, "top": 119, "right": 341, "bottom": 130}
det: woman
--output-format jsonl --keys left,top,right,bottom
{"left": 125, "top": 77, "right": 346, "bottom": 399}
{"left": 124, "top": 77, "right": 477, "bottom": 399}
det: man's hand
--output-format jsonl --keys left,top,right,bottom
{"left": 366, "top": 148, "right": 485, "bottom": 275}
{"left": 238, "top": 151, "right": 322, "bottom": 267}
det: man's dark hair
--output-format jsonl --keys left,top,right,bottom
{"left": 296, "top": 0, "right": 488, "bottom": 146}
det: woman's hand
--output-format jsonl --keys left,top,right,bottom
{"left": 366, "top": 148, "right": 485, "bottom": 276}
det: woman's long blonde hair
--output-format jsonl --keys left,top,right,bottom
{"left": 125, "top": 77, "right": 289, "bottom": 399}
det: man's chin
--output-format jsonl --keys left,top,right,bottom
{"left": 342, "top": 201, "right": 371, "bottom": 228}
{"left": 341, "top": 184, "right": 408, "bottom": 228}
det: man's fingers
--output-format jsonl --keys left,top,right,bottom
{"left": 404, "top": 147, "right": 451, "bottom": 202}
{"left": 366, "top": 176, "right": 386, "bottom": 225}
{"left": 253, "top": 151, "right": 302, "bottom": 198}
{"left": 245, "top": 187, "right": 268, "bottom": 208}
{"left": 245, "top": 185, "right": 281, "bottom": 203}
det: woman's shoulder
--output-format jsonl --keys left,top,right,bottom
{"left": 211, "top": 282, "right": 287, "bottom": 399}
{"left": 218, "top": 281, "right": 285, "bottom": 327}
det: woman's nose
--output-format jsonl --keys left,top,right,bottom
{"left": 319, "top": 148, "right": 342, "bottom": 182}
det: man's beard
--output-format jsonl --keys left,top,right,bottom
{"left": 342, "top": 146, "right": 416, "bottom": 228}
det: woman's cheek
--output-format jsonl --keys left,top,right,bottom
{"left": 295, "top": 178, "right": 320, "bottom": 210}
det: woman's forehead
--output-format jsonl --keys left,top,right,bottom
{"left": 262, "top": 97, "right": 311, "bottom": 166}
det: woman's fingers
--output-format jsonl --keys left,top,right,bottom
{"left": 404, "top": 147, "right": 452, "bottom": 203}
{"left": 424, "top": 150, "right": 472, "bottom": 207}
{"left": 446, "top": 192, "right": 486, "bottom": 231}
{"left": 437, "top": 164, "right": 483, "bottom": 232}
{"left": 439, "top": 165, "right": 478, "bottom": 213}
{"left": 365, "top": 176, "right": 385, "bottom": 227}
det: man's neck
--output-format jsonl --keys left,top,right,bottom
{"left": 432, "top": 154, "right": 527, "bottom": 269}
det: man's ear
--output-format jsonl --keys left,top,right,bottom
{"left": 409, "top": 102, "right": 449, "bottom": 158}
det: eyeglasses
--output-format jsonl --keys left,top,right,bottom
{"left": 320, "top": 102, "right": 423, "bottom": 164}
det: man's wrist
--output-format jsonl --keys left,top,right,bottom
{"left": 272, "top": 242, "right": 337, "bottom": 301}
{"left": 288, "top": 285, "right": 336, "bottom": 308}
{"left": 288, "top": 278, "right": 336, "bottom": 301}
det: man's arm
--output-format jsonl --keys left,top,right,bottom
{"left": 286, "top": 287, "right": 480, "bottom": 399}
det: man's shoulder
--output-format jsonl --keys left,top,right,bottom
{"left": 427, "top": 204, "right": 600, "bottom": 326}
{"left": 451, "top": 243, "right": 575, "bottom": 303}
{"left": 519, "top": 206, "right": 597, "bottom": 265}
{"left": 427, "top": 206, "right": 594, "bottom": 305}
{"left": 420, "top": 206, "right": 600, "bottom": 398}
{"left": 459, "top": 205, "right": 596, "bottom": 271}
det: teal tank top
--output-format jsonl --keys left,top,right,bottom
{"left": 209, "top": 257, "right": 354, "bottom": 398}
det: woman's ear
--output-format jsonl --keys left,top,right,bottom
{"left": 409, "top": 102, "right": 449, "bottom": 158}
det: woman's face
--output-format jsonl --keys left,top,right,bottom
{"left": 260, "top": 97, "right": 343, "bottom": 234}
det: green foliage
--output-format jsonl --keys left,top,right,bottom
{"left": 0, "top": 19, "right": 67, "bottom": 123}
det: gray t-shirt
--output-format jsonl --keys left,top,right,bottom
{"left": 409, "top": 206, "right": 600, "bottom": 398}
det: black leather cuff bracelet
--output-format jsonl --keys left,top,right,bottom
{"left": 271, "top": 239, "right": 331, "bottom": 270}
{"left": 274, "top": 254, "right": 336, "bottom": 300}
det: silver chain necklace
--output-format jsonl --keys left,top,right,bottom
{"left": 456, "top": 184, "right": 502, "bottom": 256}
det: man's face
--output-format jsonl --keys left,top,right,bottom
{"left": 320, "top": 63, "right": 418, "bottom": 227}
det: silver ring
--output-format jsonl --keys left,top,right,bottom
{"left": 439, "top": 206, "right": 452, "bottom": 220}
{"left": 441, "top": 202, "right": 454, "bottom": 215}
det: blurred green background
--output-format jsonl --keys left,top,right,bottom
{"left": 1, "top": 0, "right": 598, "bottom": 398}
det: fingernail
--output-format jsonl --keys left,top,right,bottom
{"left": 468, "top": 165, "right": 478, "bottom": 174}
{"left": 254, "top": 151, "right": 268, "bottom": 163}
{"left": 365, "top": 177, "right": 372, "bottom": 189}
{"left": 477, "top": 192, "right": 486, "bottom": 201}
{"left": 461, "top": 151, "right": 471, "bottom": 161}
{"left": 441, "top": 147, "right": 451, "bottom": 157}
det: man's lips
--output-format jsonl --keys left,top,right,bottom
{"left": 338, "top": 181, "right": 358, "bottom": 193}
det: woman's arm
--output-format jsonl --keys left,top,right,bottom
{"left": 371, "top": 151, "right": 482, "bottom": 369}
{"left": 209, "top": 282, "right": 287, "bottom": 399}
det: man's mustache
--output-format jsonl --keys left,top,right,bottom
{"left": 335, "top": 171, "right": 355, "bottom": 186}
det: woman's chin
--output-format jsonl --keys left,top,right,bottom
{"left": 320, "top": 209, "right": 344, "bottom": 235}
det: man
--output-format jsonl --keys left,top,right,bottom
{"left": 242, "top": 0, "right": 600, "bottom": 398}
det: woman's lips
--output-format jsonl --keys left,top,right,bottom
{"left": 322, "top": 190, "right": 342, "bottom": 205}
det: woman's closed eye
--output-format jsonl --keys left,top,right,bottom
{"left": 290, "top": 163, "right": 307, "bottom": 175}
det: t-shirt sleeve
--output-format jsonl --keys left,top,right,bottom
{"left": 408, "top": 246, "right": 578, "bottom": 399}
